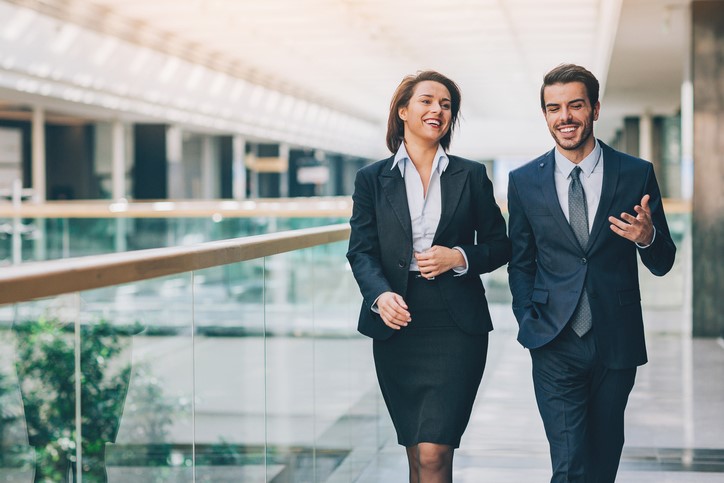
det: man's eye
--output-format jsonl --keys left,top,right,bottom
{"left": 571, "top": 104, "right": 583, "bottom": 109}
{"left": 548, "top": 107, "right": 559, "bottom": 113}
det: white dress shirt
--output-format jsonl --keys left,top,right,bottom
{"left": 553, "top": 139, "right": 654, "bottom": 248}
{"left": 392, "top": 143, "right": 468, "bottom": 273}
{"left": 553, "top": 140, "right": 603, "bottom": 231}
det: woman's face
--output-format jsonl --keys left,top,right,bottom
{"left": 398, "top": 80, "right": 452, "bottom": 147}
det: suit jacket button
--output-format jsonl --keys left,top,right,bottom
{"left": 581, "top": 258, "right": 587, "bottom": 264}
{"left": 398, "top": 260, "right": 406, "bottom": 268}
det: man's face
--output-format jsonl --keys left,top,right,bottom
{"left": 542, "top": 82, "right": 599, "bottom": 157}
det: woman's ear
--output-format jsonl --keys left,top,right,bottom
{"left": 398, "top": 106, "right": 407, "bottom": 121}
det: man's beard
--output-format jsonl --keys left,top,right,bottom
{"left": 552, "top": 113, "right": 594, "bottom": 151}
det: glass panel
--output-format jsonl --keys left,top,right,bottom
{"left": 81, "top": 274, "right": 195, "bottom": 482}
{"left": 309, "top": 240, "right": 381, "bottom": 481}
{"left": 192, "top": 259, "right": 266, "bottom": 482}
{"left": 1, "top": 215, "right": 349, "bottom": 264}
{"left": 264, "top": 249, "right": 316, "bottom": 481}
{"left": 0, "top": 297, "right": 76, "bottom": 481}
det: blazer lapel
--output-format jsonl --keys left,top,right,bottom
{"left": 539, "top": 150, "right": 583, "bottom": 251}
{"left": 587, "top": 141, "right": 620, "bottom": 252}
{"left": 380, "top": 158, "right": 412, "bottom": 241}
{"left": 433, "top": 156, "right": 466, "bottom": 241}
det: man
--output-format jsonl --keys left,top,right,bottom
{"left": 507, "top": 64, "right": 676, "bottom": 482}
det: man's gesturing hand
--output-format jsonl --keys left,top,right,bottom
{"left": 608, "top": 194, "right": 654, "bottom": 246}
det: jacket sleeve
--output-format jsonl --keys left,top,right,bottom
{"left": 346, "top": 169, "right": 393, "bottom": 309}
{"left": 637, "top": 164, "right": 676, "bottom": 276}
{"left": 457, "top": 164, "right": 511, "bottom": 275}
{"left": 507, "top": 171, "right": 537, "bottom": 324}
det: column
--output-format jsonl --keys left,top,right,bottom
{"left": 622, "top": 116, "right": 640, "bottom": 157}
{"left": 232, "top": 135, "right": 247, "bottom": 200}
{"left": 638, "top": 112, "right": 654, "bottom": 164}
{"left": 279, "top": 143, "right": 289, "bottom": 198}
{"left": 31, "top": 106, "right": 46, "bottom": 203}
{"left": 166, "top": 125, "right": 183, "bottom": 199}
{"left": 111, "top": 120, "right": 127, "bottom": 201}
{"left": 200, "top": 135, "right": 217, "bottom": 199}
{"left": 691, "top": 0, "right": 724, "bottom": 337}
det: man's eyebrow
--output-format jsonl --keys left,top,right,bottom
{"left": 545, "top": 98, "right": 586, "bottom": 108}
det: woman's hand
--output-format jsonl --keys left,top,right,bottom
{"left": 377, "top": 292, "right": 411, "bottom": 330}
{"left": 414, "top": 246, "right": 465, "bottom": 279}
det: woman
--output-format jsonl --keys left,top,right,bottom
{"left": 346, "top": 71, "right": 511, "bottom": 482}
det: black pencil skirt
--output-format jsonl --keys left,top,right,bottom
{"left": 373, "top": 272, "right": 489, "bottom": 448}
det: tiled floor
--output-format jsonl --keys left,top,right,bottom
{"left": 355, "top": 306, "right": 724, "bottom": 482}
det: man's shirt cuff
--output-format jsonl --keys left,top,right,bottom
{"left": 636, "top": 226, "right": 657, "bottom": 249}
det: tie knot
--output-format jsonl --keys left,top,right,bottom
{"left": 570, "top": 166, "right": 582, "bottom": 181}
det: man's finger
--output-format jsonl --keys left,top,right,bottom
{"left": 619, "top": 212, "right": 637, "bottom": 224}
{"left": 608, "top": 216, "right": 630, "bottom": 230}
{"left": 640, "top": 194, "right": 650, "bottom": 213}
{"left": 610, "top": 223, "right": 633, "bottom": 240}
{"left": 633, "top": 205, "right": 648, "bottom": 216}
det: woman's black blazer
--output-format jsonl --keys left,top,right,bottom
{"left": 347, "top": 154, "right": 511, "bottom": 340}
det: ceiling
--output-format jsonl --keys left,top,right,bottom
{"left": 0, "top": 0, "right": 689, "bottom": 160}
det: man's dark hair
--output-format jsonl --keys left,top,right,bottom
{"left": 386, "top": 70, "right": 462, "bottom": 153}
{"left": 540, "top": 64, "right": 599, "bottom": 111}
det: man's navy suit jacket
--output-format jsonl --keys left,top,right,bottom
{"left": 347, "top": 154, "right": 511, "bottom": 340}
{"left": 507, "top": 141, "right": 676, "bottom": 369}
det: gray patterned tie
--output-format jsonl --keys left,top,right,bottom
{"left": 568, "top": 166, "right": 592, "bottom": 337}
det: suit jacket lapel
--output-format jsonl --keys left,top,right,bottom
{"left": 587, "top": 142, "right": 620, "bottom": 252}
{"left": 433, "top": 156, "right": 466, "bottom": 241}
{"left": 380, "top": 157, "right": 412, "bottom": 241}
{"left": 539, "top": 150, "right": 583, "bottom": 251}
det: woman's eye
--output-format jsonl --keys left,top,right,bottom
{"left": 442, "top": 104, "right": 451, "bottom": 110}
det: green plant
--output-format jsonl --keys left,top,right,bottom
{"left": 12, "top": 318, "right": 172, "bottom": 482}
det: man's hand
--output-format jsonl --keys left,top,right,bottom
{"left": 376, "top": 292, "right": 411, "bottom": 330}
{"left": 608, "top": 194, "right": 654, "bottom": 245}
{"left": 414, "top": 245, "right": 466, "bottom": 279}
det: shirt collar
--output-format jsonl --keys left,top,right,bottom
{"left": 554, "top": 139, "right": 602, "bottom": 179}
{"left": 392, "top": 143, "right": 449, "bottom": 177}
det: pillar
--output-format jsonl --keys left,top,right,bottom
{"left": 232, "top": 135, "right": 247, "bottom": 200}
{"left": 111, "top": 120, "right": 127, "bottom": 201}
{"left": 691, "top": 0, "right": 724, "bottom": 337}
{"left": 31, "top": 106, "right": 46, "bottom": 203}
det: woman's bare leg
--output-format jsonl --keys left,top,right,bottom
{"left": 406, "top": 443, "right": 454, "bottom": 483}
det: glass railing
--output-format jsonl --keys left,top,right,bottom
{"left": 0, "top": 199, "right": 692, "bottom": 481}
{"left": 0, "top": 224, "right": 395, "bottom": 482}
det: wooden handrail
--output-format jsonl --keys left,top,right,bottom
{"left": 0, "top": 224, "right": 351, "bottom": 306}
{"left": 0, "top": 197, "right": 354, "bottom": 218}
{"left": 0, "top": 198, "right": 692, "bottom": 218}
